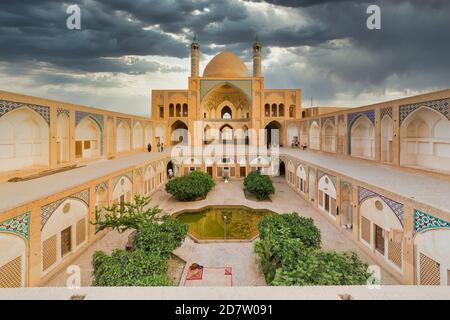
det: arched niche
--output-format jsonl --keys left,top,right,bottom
{"left": 415, "top": 229, "right": 450, "bottom": 285}
{"left": 112, "top": 176, "right": 132, "bottom": 204}
{"left": 359, "top": 196, "right": 404, "bottom": 270}
{"left": 350, "top": 116, "right": 375, "bottom": 159}
{"left": 75, "top": 117, "right": 101, "bottom": 160}
{"left": 116, "top": 120, "right": 131, "bottom": 153}
{"left": 132, "top": 121, "right": 144, "bottom": 150}
{"left": 0, "top": 107, "right": 49, "bottom": 171}
{"left": 144, "top": 165, "right": 155, "bottom": 194}
{"left": 309, "top": 121, "right": 320, "bottom": 150}
{"left": 321, "top": 120, "right": 336, "bottom": 153}
{"left": 318, "top": 175, "right": 337, "bottom": 216}
{"left": 400, "top": 107, "right": 450, "bottom": 172}
{"left": 296, "top": 165, "right": 307, "bottom": 193}
{"left": 41, "top": 198, "right": 88, "bottom": 274}
{"left": 0, "top": 233, "right": 26, "bottom": 287}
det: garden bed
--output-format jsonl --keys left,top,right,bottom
{"left": 167, "top": 253, "right": 186, "bottom": 286}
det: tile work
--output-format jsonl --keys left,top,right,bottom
{"left": 0, "top": 99, "right": 50, "bottom": 124}
{"left": 413, "top": 209, "right": 450, "bottom": 235}
{"left": 358, "top": 186, "right": 404, "bottom": 227}
{"left": 40, "top": 189, "right": 89, "bottom": 229}
{"left": 399, "top": 98, "right": 449, "bottom": 124}
{"left": 0, "top": 212, "right": 30, "bottom": 240}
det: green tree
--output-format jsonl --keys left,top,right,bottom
{"left": 166, "top": 171, "right": 215, "bottom": 201}
{"left": 92, "top": 194, "right": 162, "bottom": 233}
{"left": 244, "top": 170, "right": 275, "bottom": 200}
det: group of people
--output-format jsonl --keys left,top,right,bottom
{"left": 146, "top": 141, "right": 164, "bottom": 152}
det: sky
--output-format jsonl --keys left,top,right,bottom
{"left": 0, "top": 0, "right": 449, "bottom": 117}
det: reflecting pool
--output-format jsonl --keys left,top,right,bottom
{"left": 175, "top": 206, "right": 276, "bottom": 240}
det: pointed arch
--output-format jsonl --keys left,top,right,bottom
{"left": 0, "top": 106, "right": 49, "bottom": 172}
{"left": 116, "top": 120, "right": 131, "bottom": 152}
{"left": 350, "top": 115, "right": 375, "bottom": 159}
{"left": 309, "top": 121, "right": 320, "bottom": 150}
{"left": 0, "top": 233, "right": 26, "bottom": 287}
{"left": 321, "top": 119, "right": 336, "bottom": 153}
{"left": 132, "top": 121, "right": 144, "bottom": 150}
{"left": 400, "top": 106, "right": 450, "bottom": 172}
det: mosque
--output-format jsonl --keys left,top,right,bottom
{"left": 0, "top": 39, "right": 449, "bottom": 288}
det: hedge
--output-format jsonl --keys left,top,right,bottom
{"left": 166, "top": 171, "right": 215, "bottom": 201}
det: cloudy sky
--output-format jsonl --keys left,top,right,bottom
{"left": 0, "top": 0, "right": 449, "bottom": 116}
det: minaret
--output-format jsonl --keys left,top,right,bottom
{"left": 191, "top": 35, "right": 200, "bottom": 77}
{"left": 253, "top": 36, "right": 262, "bottom": 77}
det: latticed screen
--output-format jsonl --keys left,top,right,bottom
{"left": 76, "top": 218, "right": 86, "bottom": 246}
{"left": 361, "top": 216, "right": 371, "bottom": 243}
{"left": 0, "top": 256, "right": 22, "bottom": 288}
{"left": 420, "top": 253, "right": 440, "bottom": 285}
{"left": 42, "top": 235, "right": 57, "bottom": 271}
{"left": 388, "top": 235, "right": 403, "bottom": 268}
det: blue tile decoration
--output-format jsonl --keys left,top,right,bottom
{"left": 414, "top": 209, "right": 450, "bottom": 235}
{"left": 95, "top": 181, "right": 108, "bottom": 192}
{"left": 75, "top": 111, "right": 104, "bottom": 129}
{"left": 0, "top": 99, "right": 50, "bottom": 124}
{"left": 321, "top": 116, "right": 335, "bottom": 127}
{"left": 112, "top": 172, "right": 133, "bottom": 189}
{"left": 200, "top": 80, "right": 252, "bottom": 102}
{"left": 380, "top": 107, "right": 392, "bottom": 119}
{"left": 347, "top": 110, "right": 375, "bottom": 127}
{"left": 0, "top": 212, "right": 30, "bottom": 240}
{"left": 399, "top": 98, "right": 449, "bottom": 124}
{"left": 358, "top": 186, "right": 404, "bottom": 227}
{"left": 57, "top": 108, "right": 70, "bottom": 118}
{"left": 41, "top": 189, "right": 89, "bottom": 230}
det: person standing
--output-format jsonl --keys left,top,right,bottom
{"left": 147, "top": 143, "right": 152, "bottom": 152}
{"left": 157, "top": 141, "right": 161, "bottom": 152}
{"left": 161, "top": 142, "right": 164, "bottom": 152}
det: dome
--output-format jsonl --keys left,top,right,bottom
{"left": 203, "top": 51, "right": 249, "bottom": 78}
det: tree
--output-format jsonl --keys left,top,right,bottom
{"left": 165, "top": 170, "right": 215, "bottom": 201}
{"left": 92, "top": 194, "right": 162, "bottom": 233}
{"left": 244, "top": 170, "right": 275, "bottom": 200}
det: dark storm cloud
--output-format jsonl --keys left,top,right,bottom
{"left": 0, "top": 0, "right": 449, "bottom": 111}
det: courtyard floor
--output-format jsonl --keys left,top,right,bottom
{"left": 45, "top": 178, "right": 399, "bottom": 287}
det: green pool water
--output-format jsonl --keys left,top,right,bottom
{"left": 175, "top": 206, "right": 275, "bottom": 240}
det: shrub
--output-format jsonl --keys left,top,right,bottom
{"left": 91, "top": 195, "right": 187, "bottom": 287}
{"left": 133, "top": 216, "right": 188, "bottom": 257}
{"left": 258, "top": 213, "right": 321, "bottom": 249}
{"left": 166, "top": 171, "right": 215, "bottom": 201}
{"left": 254, "top": 213, "right": 371, "bottom": 286}
{"left": 244, "top": 170, "right": 275, "bottom": 200}
{"left": 272, "top": 251, "right": 371, "bottom": 286}
{"left": 91, "top": 249, "right": 172, "bottom": 286}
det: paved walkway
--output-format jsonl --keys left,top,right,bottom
{"left": 0, "top": 150, "right": 170, "bottom": 213}
{"left": 281, "top": 148, "right": 450, "bottom": 213}
{"left": 45, "top": 178, "right": 399, "bottom": 287}
{"left": 2, "top": 147, "right": 450, "bottom": 215}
